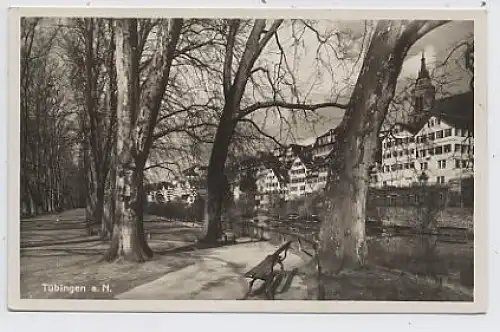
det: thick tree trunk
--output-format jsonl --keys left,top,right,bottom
{"left": 104, "top": 19, "right": 151, "bottom": 262}
{"left": 201, "top": 108, "right": 236, "bottom": 243}
{"left": 104, "top": 166, "right": 152, "bottom": 261}
{"left": 319, "top": 20, "right": 447, "bottom": 275}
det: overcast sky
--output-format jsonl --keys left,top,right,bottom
{"left": 253, "top": 19, "right": 474, "bottom": 146}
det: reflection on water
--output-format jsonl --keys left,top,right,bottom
{"left": 239, "top": 220, "right": 474, "bottom": 289}
{"left": 366, "top": 234, "right": 474, "bottom": 288}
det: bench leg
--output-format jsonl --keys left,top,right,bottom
{"left": 278, "top": 260, "right": 285, "bottom": 271}
{"left": 244, "top": 279, "right": 257, "bottom": 300}
{"left": 265, "top": 277, "right": 278, "bottom": 300}
{"left": 265, "top": 289, "right": 275, "bottom": 300}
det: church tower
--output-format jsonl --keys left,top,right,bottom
{"left": 410, "top": 52, "right": 436, "bottom": 124}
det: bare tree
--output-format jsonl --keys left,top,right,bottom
{"left": 61, "top": 18, "right": 118, "bottom": 238}
{"left": 104, "top": 18, "right": 183, "bottom": 262}
{"left": 20, "top": 18, "right": 81, "bottom": 216}
{"left": 199, "top": 19, "right": 354, "bottom": 243}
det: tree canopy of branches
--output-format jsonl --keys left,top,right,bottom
{"left": 20, "top": 18, "right": 82, "bottom": 216}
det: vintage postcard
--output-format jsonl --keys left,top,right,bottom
{"left": 7, "top": 6, "right": 487, "bottom": 313}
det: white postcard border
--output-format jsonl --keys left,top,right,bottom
{"left": 7, "top": 6, "right": 488, "bottom": 313}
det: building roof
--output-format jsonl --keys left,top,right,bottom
{"left": 397, "top": 91, "right": 474, "bottom": 134}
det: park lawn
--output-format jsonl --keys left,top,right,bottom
{"left": 20, "top": 250, "right": 199, "bottom": 299}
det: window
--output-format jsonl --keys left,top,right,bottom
{"left": 420, "top": 162, "right": 428, "bottom": 170}
{"left": 461, "top": 145, "right": 468, "bottom": 154}
{"left": 410, "top": 162, "right": 415, "bottom": 169}
{"left": 410, "top": 148, "right": 415, "bottom": 155}
{"left": 404, "top": 163, "right": 410, "bottom": 170}
{"left": 436, "top": 176, "right": 445, "bottom": 184}
{"left": 428, "top": 133, "right": 435, "bottom": 141}
{"left": 398, "top": 164, "right": 403, "bottom": 170}
{"left": 399, "top": 151, "right": 403, "bottom": 157}
{"left": 436, "top": 130, "right": 444, "bottom": 139}
{"left": 444, "top": 144, "right": 452, "bottom": 153}
{"left": 461, "top": 129, "right": 467, "bottom": 137}
{"left": 444, "top": 129, "right": 452, "bottom": 137}
{"left": 421, "top": 150, "right": 427, "bottom": 157}
{"left": 404, "top": 149, "right": 409, "bottom": 156}
{"left": 396, "top": 138, "right": 402, "bottom": 145}
{"left": 416, "top": 136, "right": 421, "bottom": 143}
{"left": 462, "top": 160, "right": 468, "bottom": 168}
{"left": 428, "top": 148, "right": 435, "bottom": 156}
{"left": 455, "top": 128, "right": 461, "bottom": 136}
{"left": 409, "top": 137, "right": 415, "bottom": 143}
{"left": 455, "top": 159, "right": 461, "bottom": 169}
{"left": 429, "top": 119, "right": 435, "bottom": 127}
{"left": 435, "top": 146, "right": 443, "bottom": 155}
{"left": 455, "top": 144, "right": 461, "bottom": 152}
{"left": 383, "top": 142, "right": 386, "bottom": 149}
{"left": 437, "top": 119, "right": 441, "bottom": 125}
{"left": 392, "top": 151, "right": 398, "bottom": 158}
{"left": 438, "top": 160, "right": 446, "bottom": 169}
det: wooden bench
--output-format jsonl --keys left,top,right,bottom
{"left": 243, "top": 240, "right": 293, "bottom": 300}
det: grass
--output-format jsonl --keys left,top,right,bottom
{"left": 20, "top": 212, "right": 204, "bottom": 299}
{"left": 20, "top": 250, "right": 199, "bottom": 299}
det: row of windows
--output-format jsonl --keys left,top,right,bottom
{"left": 385, "top": 148, "right": 415, "bottom": 159}
{"left": 290, "top": 168, "right": 306, "bottom": 175}
{"left": 380, "top": 158, "right": 472, "bottom": 173}
{"left": 381, "top": 162, "right": 416, "bottom": 172}
{"left": 375, "top": 175, "right": 447, "bottom": 186}
{"left": 385, "top": 136, "right": 415, "bottom": 148}
{"left": 384, "top": 128, "right": 472, "bottom": 149}
{"left": 289, "top": 185, "right": 306, "bottom": 192}
{"left": 384, "top": 143, "right": 473, "bottom": 159}
{"left": 307, "top": 176, "right": 328, "bottom": 184}
{"left": 416, "top": 144, "right": 472, "bottom": 157}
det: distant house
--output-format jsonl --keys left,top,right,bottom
{"left": 254, "top": 154, "right": 288, "bottom": 208}
{"left": 311, "top": 128, "right": 337, "bottom": 160}
{"left": 145, "top": 178, "right": 198, "bottom": 205}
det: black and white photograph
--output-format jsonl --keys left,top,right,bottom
{"left": 7, "top": 6, "right": 487, "bottom": 313}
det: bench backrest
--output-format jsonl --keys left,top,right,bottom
{"left": 271, "top": 240, "right": 292, "bottom": 258}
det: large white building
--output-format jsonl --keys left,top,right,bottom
{"left": 371, "top": 53, "right": 474, "bottom": 188}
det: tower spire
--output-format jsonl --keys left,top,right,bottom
{"left": 418, "top": 51, "right": 430, "bottom": 79}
